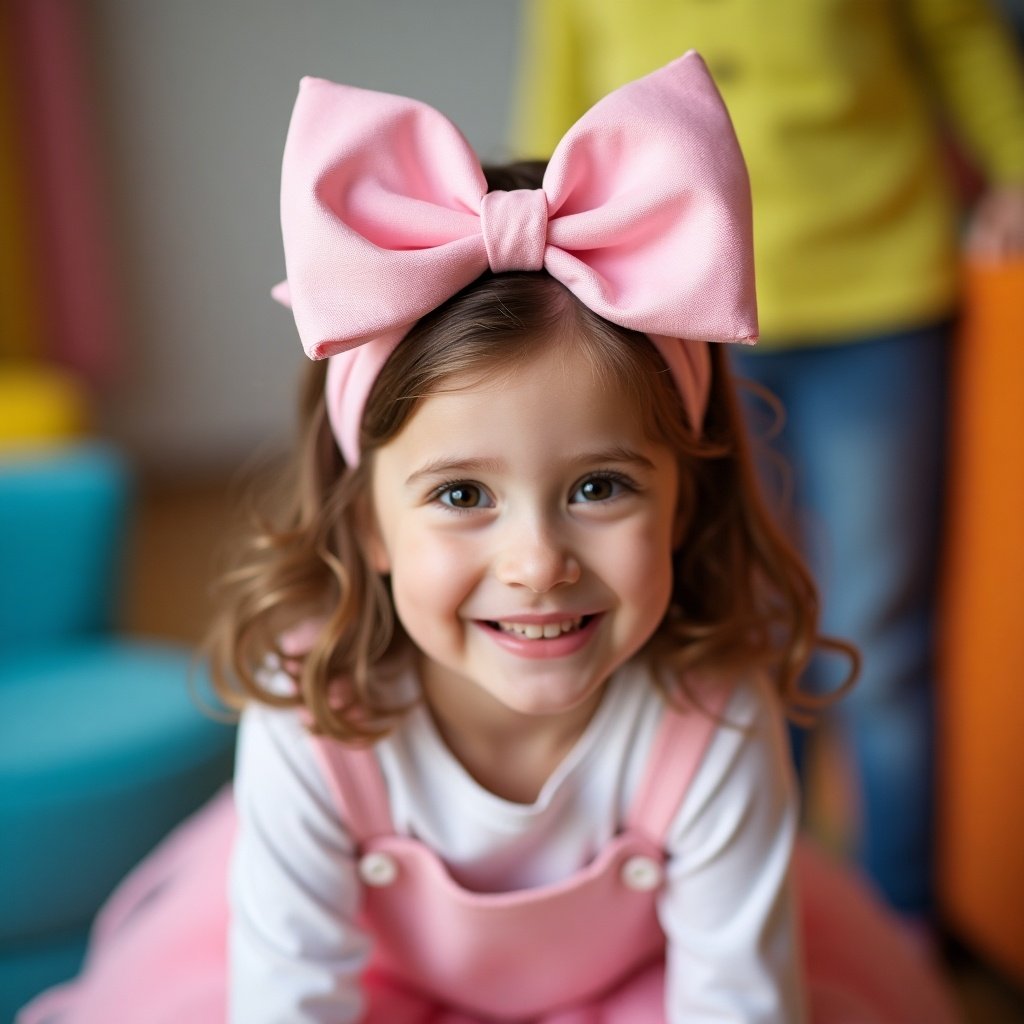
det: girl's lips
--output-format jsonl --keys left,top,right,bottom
{"left": 474, "top": 614, "right": 603, "bottom": 660}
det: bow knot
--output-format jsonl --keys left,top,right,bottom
{"left": 480, "top": 189, "right": 549, "bottom": 273}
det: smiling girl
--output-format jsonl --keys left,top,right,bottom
{"left": 19, "top": 53, "right": 960, "bottom": 1024}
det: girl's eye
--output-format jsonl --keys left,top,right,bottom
{"left": 571, "top": 473, "right": 631, "bottom": 503}
{"left": 436, "top": 482, "right": 491, "bottom": 510}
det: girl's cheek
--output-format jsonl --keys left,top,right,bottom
{"left": 392, "top": 531, "right": 480, "bottom": 595}
{"left": 619, "top": 525, "right": 675, "bottom": 601}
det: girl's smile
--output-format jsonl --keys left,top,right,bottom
{"left": 366, "top": 337, "right": 682, "bottom": 744}
{"left": 475, "top": 612, "right": 602, "bottom": 658}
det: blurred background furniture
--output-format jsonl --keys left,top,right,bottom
{"left": 2, "top": 5, "right": 236, "bottom": 1015}
{"left": 0, "top": 366, "right": 237, "bottom": 1021}
{"left": 939, "top": 257, "right": 1024, "bottom": 987}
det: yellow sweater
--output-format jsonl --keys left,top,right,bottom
{"left": 515, "top": 0, "right": 1024, "bottom": 345}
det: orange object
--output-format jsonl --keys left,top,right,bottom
{"left": 939, "top": 258, "right": 1024, "bottom": 983}
{"left": 0, "top": 4, "right": 44, "bottom": 361}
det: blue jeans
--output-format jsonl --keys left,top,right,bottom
{"left": 731, "top": 322, "right": 951, "bottom": 917}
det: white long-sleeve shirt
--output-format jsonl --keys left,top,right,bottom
{"left": 229, "top": 662, "right": 805, "bottom": 1022}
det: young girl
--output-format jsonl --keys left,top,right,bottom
{"left": 20, "top": 52, "right": 959, "bottom": 1024}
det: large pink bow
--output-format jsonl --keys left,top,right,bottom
{"left": 272, "top": 51, "right": 757, "bottom": 463}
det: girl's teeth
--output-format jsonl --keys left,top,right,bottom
{"left": 499, "top": 618, "right": 581, "bottom": 639}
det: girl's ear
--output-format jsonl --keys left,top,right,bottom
{"left": 356, "top": 496, "right": 391, "bottom": 574}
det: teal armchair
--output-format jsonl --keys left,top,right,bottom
{"left": 0, "top": 444, "right": 236, "bottom": 1019}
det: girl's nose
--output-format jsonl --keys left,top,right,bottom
{"left": 494, "top": 524, "right": 581, "bottom": 593}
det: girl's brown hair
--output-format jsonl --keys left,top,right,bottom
{"left": 207, "top": 163, "right": 856, "bottom": 739}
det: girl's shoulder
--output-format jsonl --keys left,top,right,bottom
{"left": 238, "top": 664, "right": 311, "bottom": 764}
{"left": 661, "top": 666, "right": 797, "bottom": 846}
{"left": 659, "top": 661, "right": 784, "bottom": 725}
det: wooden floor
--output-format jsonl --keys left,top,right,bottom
{"left": 123, "top": 473, "right": 1024, "bottom": 1023}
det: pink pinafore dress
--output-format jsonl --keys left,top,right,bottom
{"left": 19, "top": 689, "right": 960, "bottom": 1023}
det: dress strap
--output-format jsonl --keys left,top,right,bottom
{"left": 308, "top": 735, "right": 394, "bottom": 844}
{"left": 625, "top": 679, "right": 735, "bottom": 845}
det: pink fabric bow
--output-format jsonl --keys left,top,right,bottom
{"left": 273, "top": 51, "right": 757, "bottom": 464}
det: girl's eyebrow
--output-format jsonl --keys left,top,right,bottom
{"left": 405, "top": 446, "right": 656, "bottom": 486}
{"left": 580, "top": 445, "right": 657, "bottom": 471}
{"left": 405, "top": 456, "right": 506, "bottom": 485}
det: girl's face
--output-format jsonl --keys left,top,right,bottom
{"left": 366, "top": 337, "right": 681, "bottom": 732}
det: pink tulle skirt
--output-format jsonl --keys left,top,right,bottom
{"left": 18, "top": 787, "right": 960, "bottom": 1023}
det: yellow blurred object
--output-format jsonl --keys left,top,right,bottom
{"left": 514, "top": 0, "right": 1024, "bottom": 346}
{"left": 0, "top": 361, "right": 88, "bottom": 446}
{"left": 939, "top": 257, "right": 1024, "bottom": 984}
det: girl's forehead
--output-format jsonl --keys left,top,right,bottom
{"left": 384, "top": 342, "right": 658, "bottom": 461}
{"left": 424, "top": 340, "right": 638, "bottom": 416}
{"left": 427, "top": 330, "right": 644, "bottom": 406}
{"left": 364, "top": 322, "right": 692, "bottom": 471}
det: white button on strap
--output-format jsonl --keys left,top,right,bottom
{"left": 358, "top": 851, "right": 399, "bottom": 888}
{"left": 621, "top": 855, "right": 663, "bottom": 892}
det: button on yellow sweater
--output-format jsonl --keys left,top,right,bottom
{"left": 514, "top": 0, "right": 1024, "bottom": 345}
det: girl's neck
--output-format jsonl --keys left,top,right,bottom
{"left": 417, "top": 658, "right": 609, "bottom": 805}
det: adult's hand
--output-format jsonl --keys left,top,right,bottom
{"left": 965, "top": 184, "right": 1024, "bottom": 262}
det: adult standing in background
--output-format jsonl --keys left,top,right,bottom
{"left": 514, "top": 0, "right": 1024, "bottom": 928}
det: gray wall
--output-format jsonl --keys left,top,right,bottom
{"left": 90, "top": 0, "right": 523, "bottom": 472}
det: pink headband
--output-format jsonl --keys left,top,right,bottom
{"left": 272, "top": 51, "right": 757, "bottom": 465}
